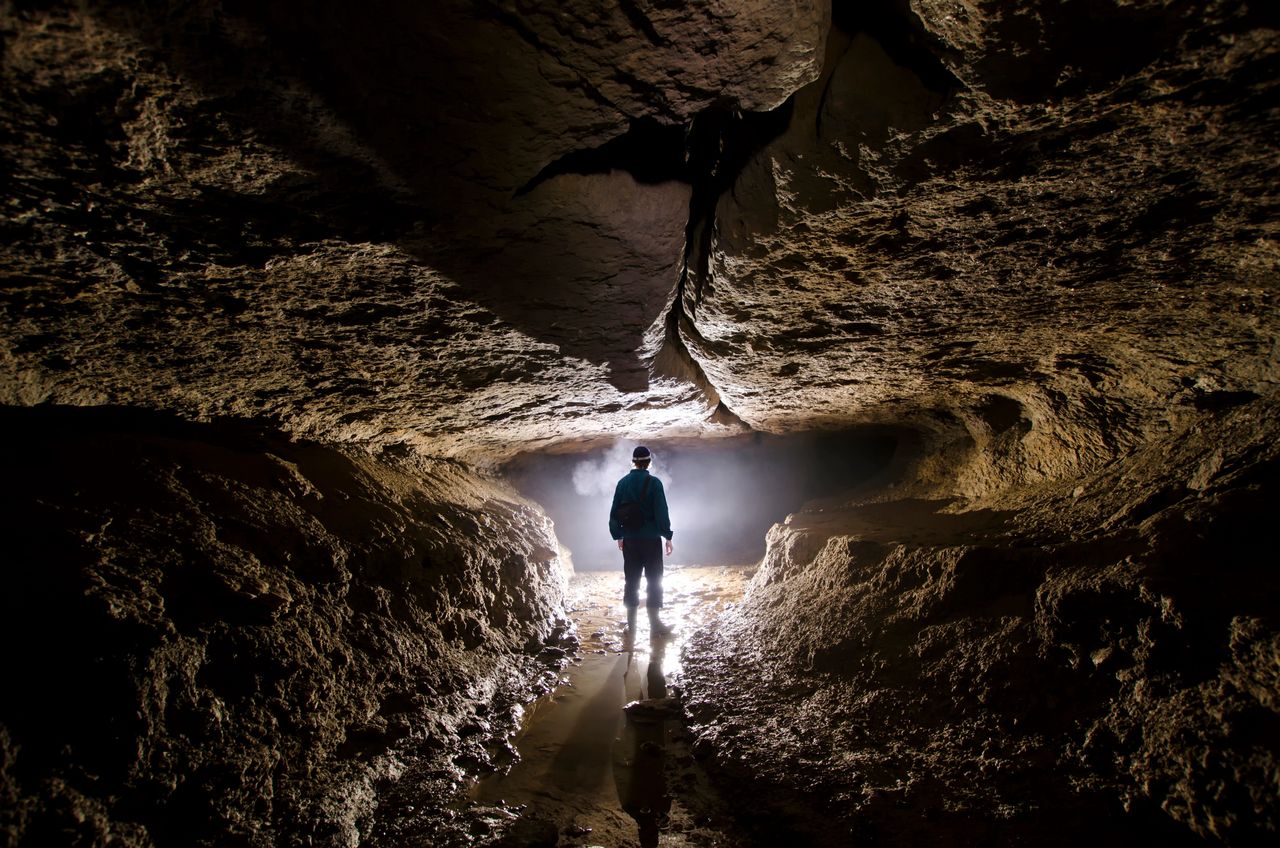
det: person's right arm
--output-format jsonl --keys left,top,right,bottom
{"left": 608, "top": 479, "right": 623, "bottom": 541}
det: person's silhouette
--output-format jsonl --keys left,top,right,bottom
{"left": 609, "top": 446, "right": 674, "bottom": 636}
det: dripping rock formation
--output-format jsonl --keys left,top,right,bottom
{"left": 1, "top": 1, "right": 1277, "bottom": 846}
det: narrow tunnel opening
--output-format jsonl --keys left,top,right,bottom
{"left": 502, "top": 428, "right": 903, "bottom": 570}
{"left": 482, "top": 426, "right": 911, "bottom": 847}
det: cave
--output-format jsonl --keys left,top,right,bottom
{"left": 1, "top": 1, "right": 1277, "bottom": 846}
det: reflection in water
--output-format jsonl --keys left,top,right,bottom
{"left": 471, "top": 566, "right": 752, "bottom": 846}
{"left": 616, "top": 632, "right": 673, "bottom": 846}
{"left": 647, "top": 636, "right": 668, "bottom": 700}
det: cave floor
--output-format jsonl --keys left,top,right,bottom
{"left": 472, "top": 565, "right": 756, "bottom": 848}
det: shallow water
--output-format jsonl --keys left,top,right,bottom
{"left": 472, "top": 564, "right": 754, "bottom": 847}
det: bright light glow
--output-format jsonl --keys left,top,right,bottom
{"left": 505, "top": 431, "right": 897, "bottom": 571}
{"left": 581, "top": 564, "right": 753, "bottom": 685}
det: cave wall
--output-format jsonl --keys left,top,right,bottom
{"left": 0, "top": 406, "right": 568, "bottom": 847}
{"left": 693, "top": 0, "right": 1279, "bottom": 493}
{"left": 670, "top": 4, "right": 1280, "bottom": 842}
{"left": 1, "top": 0, "right": 1278, "bottom": 845}
{"left": 683, "top": 397, "right": 1279, "bottom": 845}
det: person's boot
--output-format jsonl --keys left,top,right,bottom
{"left": 648, "top": 607, "right": 672, "bottom": 637}
{"left": 623, "top": 606, "right": 637, "bottom": 650}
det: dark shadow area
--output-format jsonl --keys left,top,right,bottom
{"left": 502, "top": 428, "right": 902, "bottom": 570}
{"left": 785, "top": 497, "right": 1017, "bottom": 549}
{"left": 616, "top": 701, "right": 671, "bottom": 847}
{"left": 0, "top": 401, "right": 291, "bottom": 447}
{"left": 0, "top": 404, "right": 347, "bottom": 845}
{"left": 833, "top": 0, "right": 961, "bottom": 96}
{"left": 514, "top": 117, "right": 689, "bottom": 197}
{"left": 0, "top": 402, "right": 584, "bottom": 847}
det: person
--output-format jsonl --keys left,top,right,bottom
{"left": 608, "top": 445, "right": 674, "bottom": 637}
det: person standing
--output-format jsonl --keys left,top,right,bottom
{"left": 609, "top": 445, "right": 674, "bottom": 636}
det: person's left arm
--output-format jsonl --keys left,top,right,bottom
{"left": 654, "top": 480, "right": 673, "bottom": 555}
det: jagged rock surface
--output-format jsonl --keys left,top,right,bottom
{"left": 0, "top": 3, "right": 830, "bottom": 845}
{"left": 0, "top": 6, "right": 1274, "bottom": 458}
{"left": 669, "top": 5, "right": 1279, "bottom": 841}
{"left": 0, "top": 0, "right": 1278, "bottom": 846}
{"left": 696, "top": 1, "right": 1279, "bottom": 485}
{"left": 0, "top": 1, "right": 828, "bottom": 455}
{"left": 0, "top": 406, "right": 568, "bottom": 847}
{"left": 683, "top": 398, "right": 1279, "bottom": 846}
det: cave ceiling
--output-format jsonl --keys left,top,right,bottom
{"left": 1, "top": 0, "right": 1277, "bottom": 466}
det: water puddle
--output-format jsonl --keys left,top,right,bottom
{"left": 471, "top": 565, "right": 754, "bottom": 847}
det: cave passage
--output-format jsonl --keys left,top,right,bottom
{"left": 466, "top": 566, "right": 756, "bottom": 847}
{"left": 503, "top": 428, "right": 901, "bottom": 570}
{"left": 3, "top": 1, "right": 1278, "bottom": 845}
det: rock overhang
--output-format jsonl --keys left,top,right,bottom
{"left": 0, "top": 0, "right": 1275, "bottom": 477}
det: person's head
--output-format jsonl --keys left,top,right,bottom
{"left": 632, "top": 445, "right": 652, "bottom": 469}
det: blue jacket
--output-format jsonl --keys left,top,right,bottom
{"left": 609, "top": 469, "right": 673, "bottom": 541}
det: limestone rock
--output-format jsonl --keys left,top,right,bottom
{"left": 0, "top": 1, "right": 830, "bottom": 458}
{"left": 0, "top": 405, "right": 568, "bottom": 847}
{"left": 0, "top": 3, "right": 1274, "bottom": 467}
{"left": 681, "top": 397, "right": 1280, "bottom": 844}
{"left": 695, "top": 5, "right": 1279, "bottom": 486}
{"left": 0, "top": 0, "right": 1277, "bottom": 844}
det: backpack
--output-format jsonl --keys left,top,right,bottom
{"left": 612, "top": 475, "right": 651, "bottom": 532}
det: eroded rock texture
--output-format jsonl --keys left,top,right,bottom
{"left": 0, "top": 2, "right": 832, "bottom": 844}
{"left": 0, "top": 406, "right": 567, "bottom": 846}
{"left": 675, "top": 4, "right": 1280, "bottom": 844}
{"left": 685, "top": 398, "right": 1280, "bottom": 846}
{"left": 1, "top": 0, "right": 1278, "bottom": 845}
{"left": 696, "top": 1, "right": 1279, "bottom": 474}
{"left": 2, "top": 1, "right": 1274, "bottom": 457}
{"left": 0, "top": 0, "right": 828, "bottom": 454}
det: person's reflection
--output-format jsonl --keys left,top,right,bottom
{"left": 616, "top": 635, "right": 672, "bottom": 846}
{"left": 647, "top": 634, "right": 667, "bottom": 699}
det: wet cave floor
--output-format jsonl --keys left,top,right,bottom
{"left": 473, "top": 565, "right": 757, "bottom": 848}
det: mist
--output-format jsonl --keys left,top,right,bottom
{"left": 503, "top": 430, "right": 900, "bottom": 571}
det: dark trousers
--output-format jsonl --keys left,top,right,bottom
{"left": 621, "top": 537, "right": 663, "bottom": 609}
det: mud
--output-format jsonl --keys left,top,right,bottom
{"left": 468, "top": 566, "right": 756, "bottom": 848}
